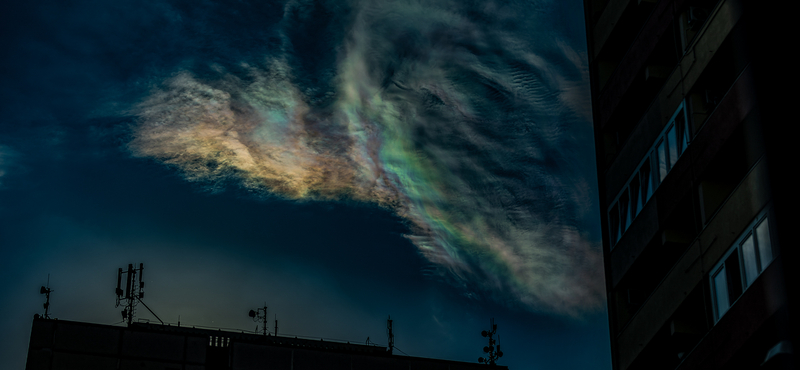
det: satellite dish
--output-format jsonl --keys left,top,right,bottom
{"left": 478, "top": 357, "right": 484, "bottom": 363}
{"left": 483, "top": 346, "right": 489, "bottom": 353}
{"left": 481, "top": 330, "right": 488, "bottom": 337}
{"left": 249, "top": 310, "right": 256, "bottom": 318}
{"left": 40, "top": 286, "right": 47, "bottom": 294}
{"left": 498, "top": 350, "right": 504, "bottom": 357}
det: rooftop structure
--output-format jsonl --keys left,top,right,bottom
{"left": 26, "top": 317, "right": 505, "bottom": 370}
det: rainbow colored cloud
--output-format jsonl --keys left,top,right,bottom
{"left": 131, "top": 0, "right": 604, "bottom": 315}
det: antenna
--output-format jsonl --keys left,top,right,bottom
{"left": 114, "top": 263, "right": 163, "bottom": 325}
{"left": 274, "top": 315, "right": 278, "bottom": 336}
{"left": 138, "top": 263, "right": 144, "bottom": 297}
{"left": 39, "top": 274, "right": 54, "bottom": 319}
{"left": 248, "top": 303, "right": 269, "bottom": 336}
{"left": 125, "top": 264, "right": 133, "bottom": 300}
{"left": 116, "top": 268, "right": 123, "bottom": 296}
{"left": 387, "top": 315, "right": 394, "bottom": 354}
{"left": 478, "top": 318, "right": 504, "bottom": 365}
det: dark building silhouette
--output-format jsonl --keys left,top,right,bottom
{"left": 582, "top": 0, "right": 794, "bottom": 369}
{"left": 26, "top": 317, "right": 505, "bottom": 370}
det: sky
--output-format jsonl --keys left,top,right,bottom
{"left": 0, "top": 0, "right": 611, "bottom": 369}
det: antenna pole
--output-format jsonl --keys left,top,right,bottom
{"left": 40, "top": 274, "right": 53, "bottom": 319}
{"left": 387, "top": 315, "right": 394, "bottom": 354}
{"left": 115, "top": 263, "right": 160, "bottom": 326}
{"left": 45, "top": 274, "right": 51, "bottom": 319}
{"left": 275, "top": 315, "right": 278, "bottom": 336}
{"left": 248, "top": 304, "right": 270, "bottom": 336}
{"left": 478, "top": 318, "right": 504, "bottom": 365}
{"left": 44, "top": 288, "right": 50, "bottom": 319}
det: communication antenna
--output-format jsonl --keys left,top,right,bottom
{"left": 478, "top": 318, "right": 504, "bottom": 365}
{"left": 115, "top": 263, "right": 163, "bottom": 325}
{"left": 248, "top": 303, "right": 269, "bottom": 336}
{"left": 274, "top": 315, "right": 278, "bottom": 336}
{"left": 39, "top": 274, "right": 54, "bottom": 319}
{"left": 387, "top": 315, "right": 394, "bottom": 354}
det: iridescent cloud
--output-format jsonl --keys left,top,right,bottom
{"left": 131, "top": 0, "right": 604, "bottom": 315}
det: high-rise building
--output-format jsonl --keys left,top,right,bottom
{"left": 582, "top": 0, "right": 794, "bottom": 369}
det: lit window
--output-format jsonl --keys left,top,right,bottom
{"left": 710, "top": 211, "right": 776, "bottom": 322}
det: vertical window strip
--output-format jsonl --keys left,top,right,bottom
{"left": 755, "top": 219, "right": 773, "bottom": 271}
{"left": 657, "top": 140, "right": 668, "bottom": 182}
{"left": 667, "top": 125, "right": 678, "bottom": 169}
{"left": 630, "top": 176, "right": 641, "bottom": 217}
{"left": 740, "top": 233, "right": 758, "bottom": 287}
{"left": 724, "top": 250, "right": 743, "bottom": 303}
{"left": 712, "top": 266, "right": 729, "bottom": 320}
{"left": 710, "top": 211, "right": 776, "bottom": 323}
{"left": 608, "top": 101, "right": 692, "bottom": 249}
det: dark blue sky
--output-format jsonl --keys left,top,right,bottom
{"left": 0, "top": 1, "right": 610, "bottom": 368}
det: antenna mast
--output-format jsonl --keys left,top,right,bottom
{"left": 115, "top": 263, "right": 162, "bottom": 325}
{"left": 478, "top": 318, "right": 504, "bottom": 365}
{"left": 387, "top": 315, "right": 394, "bottom": 354}
{"left": 39, "top": 274, "right": 54, "bottom": 319}
{"left": 248, "top": 304, "right": 269, "bottom": 336}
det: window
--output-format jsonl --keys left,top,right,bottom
{"left": 710, "top": 211, "right": 776, "bottom": 323}
{"left": 608, "top": 101, "right": 691, "bottom": 249}
{"left": 209, "top": 336, "right": 231, "bottom": 347}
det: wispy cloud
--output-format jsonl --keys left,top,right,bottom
{"left": 130, "top": 0, "right": 603, "bottom": 315}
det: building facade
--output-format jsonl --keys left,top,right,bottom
{"left": 583, "top": 0, "right": 794, "bottom": 369}
{"left": 25, "top": 317, "right": 503, "bottom": 370}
